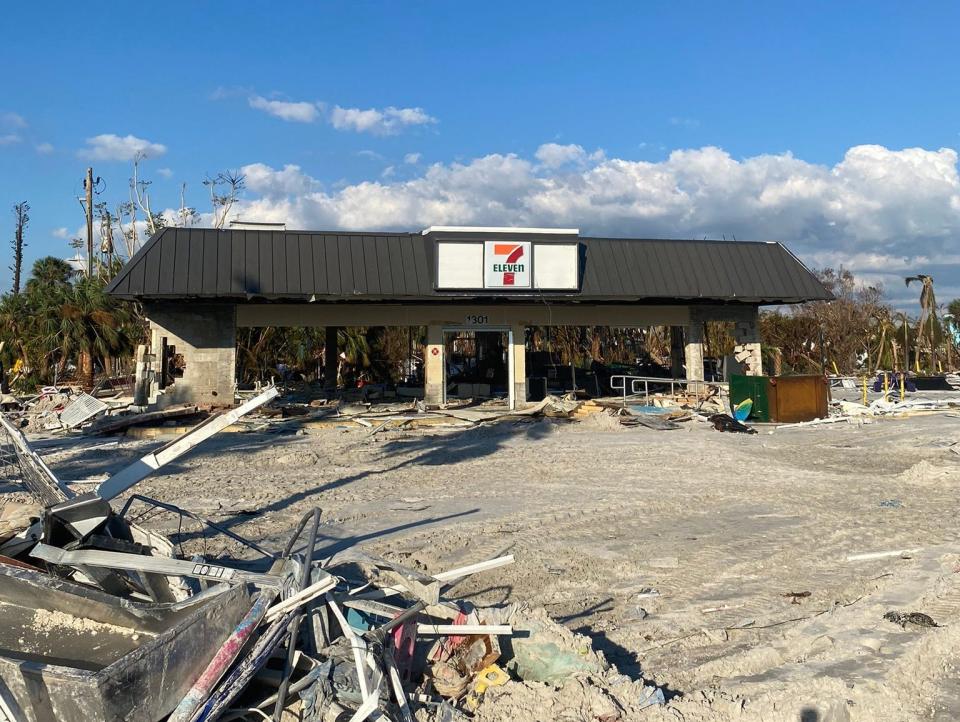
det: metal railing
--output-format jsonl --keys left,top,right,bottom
{"left": 609, "top": 375, "right": 727, "bottom": 407}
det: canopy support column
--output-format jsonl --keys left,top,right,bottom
{"left": 424, "top": 324, "right": 444, "bottom": 406}
{"left": 734, "top": 310, "right": 763, "bottom": 376}
{"left": 510, "top": 324, "right": 526, "bottom": 409}
{"left": 685, "top": 322, "right": 705, "bottom": 381}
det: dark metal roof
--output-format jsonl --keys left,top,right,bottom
{"left": 106, "top": 227, "right": 832, "bottom": 305}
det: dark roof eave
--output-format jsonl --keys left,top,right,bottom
{"left": 122, "top": 293, "right": 831, "bottom": 305}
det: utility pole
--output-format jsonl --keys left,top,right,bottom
{"left": 85, "top": 167, "right": 94, "bottom": 277}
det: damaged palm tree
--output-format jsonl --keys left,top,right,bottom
{"left": 905, "top": 273, "right": 938, "bottom": 373}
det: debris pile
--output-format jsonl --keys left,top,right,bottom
{"left": 2, "top": 375, "right": 731, "bottom": 442}
{"left": 232, "top": 394, "right": 691, "bottom": 435}
{"left": 15, "top": 391, "right": 75, "bottom": 433}
{"left": 836, "top": 397, "right": 960, "bottom": 417}
{"left": 0, "top": 386, "right": 666, "bottom": 721}
{"left": 3, "top": 386, "right": 135, "bottom": 435}
{"left": 767, "top": 396, "right": 960, "bottom": 431}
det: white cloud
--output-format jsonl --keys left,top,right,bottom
{"left": 242, "top": 163, "right": 319, "bottom": 199}
{"left": 329, "top": 105, "right": 437, "bottom": 135}
{"left": 238, "top": 91, "right": 437, "bottom": 134}
{"left": 78, "top": 134, "right": 167, "bottom": 161}
{"left": 157, "top": 167, "right": 174, "bottom": 179}
{"left": 226, "top": 143, "right": 960, "bottom": 291}
{"left": 52, "top": 227, "right": 70, "bottom": 239}
{"left": 248, "top": 95, "right": 321, "bottom": 123}
{"left": 381, "top": 166, "right": 396, "bottom": 179}
{"left": 357, "top": 150, "right": 385, "bottom": 161}
{"left": 534, "top": 143, "right": 604, "bottom": 168}
{"left": 0, "top": 134, "right": 21, "bottom": 146}
{"left": 404, "top": 152, "right": 421, "bottom": 164}
{"left": 0, "top": 112, "right": 26, "bottom": 129}
{"left": 35, "top": 142, "right": 54, "bottom": 154}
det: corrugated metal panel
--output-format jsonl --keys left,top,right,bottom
{"left": 59, "top": 393, "right": 109, "bottom": 428}
{"left": 258, "top": 231, "right": 273, "bottom": 296}
{"left": 172, "top": 229, "right": 191, "bottom": 294}
{"left": 105, "top": 228, "right": 832, "bottom": 304}
{"left": 298, "top": 234, "right": 314, "bottom": 293}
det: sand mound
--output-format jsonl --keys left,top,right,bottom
{"left": 897, "top": 460, "right": 956, "bottom": 484}
{"left": 472, "top": 674, "right": 666, "bottom": 722}
{"left": 272, "top": 449, "right": 322, "bottom": 466}
{"left": 573, "top": 410, "right": 627, "bottom": 433}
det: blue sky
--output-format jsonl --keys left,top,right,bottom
{"left": 2, "top": 2, "right": 960, "bottom": 306}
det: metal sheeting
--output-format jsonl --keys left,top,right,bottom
{"left": 58, "top": 393, "right": 109, "bottom": 429}
{"left": 0, "top": 414, "right": 72, "bottom": 505}
{"left": 106, "top": 228, "right": 832, "bottom": 304}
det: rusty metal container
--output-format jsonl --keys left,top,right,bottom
{"left": 767, "top": 375, "right": 829, "bottom": 422}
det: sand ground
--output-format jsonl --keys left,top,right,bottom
{"left": 12, "top": 396, "right": 960, "bottom": 721}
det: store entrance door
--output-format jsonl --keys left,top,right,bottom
{"left": 441, "top": 327, "right": 515, "bottom": 408}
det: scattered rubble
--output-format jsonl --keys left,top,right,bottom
{"left": 8, "top": 375, "right": 960, "bottom": 720}
{"left": 0, "top": 386, "right": 667, "bottom": 722}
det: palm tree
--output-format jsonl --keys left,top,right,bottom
{"left": 905, "top": 274, "right": 937, "bottom": 373}
{"left": 0, "top": 292, "right": 31, "bottom": 372}
{"left": 338, "top": 327, "right": 371, "bottom": 368}
{"left": 57, "top": 276, "right": 135, "bottom": 389}
{"left": 26, "top": 256, "right": 74, "bottom": 292}
{"left": 869, "top": 308, "right": 899, "bottom": 371}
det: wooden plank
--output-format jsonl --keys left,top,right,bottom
{"left": 846, "top": 548, "right": 923, "bottom": 562}
{"left": 351, "top": 554, "right": 515, "bottom": 600}
{"left": 416, "top": 624, "right": 512, "bottom": 636}
{"left": 264, "top": 575, "right": 337, "bottom": 622}
{"left": 91, "top": 405, "right": 200, "bottom": 435}
{"left": 434, "top": 554, "right": 515, "bottom": 582}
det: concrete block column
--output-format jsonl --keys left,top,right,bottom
{"left": 424, "top": 324, "right": 444, "bottom": 406}
{"left": 733, "top": 310, "right": 763, "bottom": 376}
{"left": 510, "top": 324, "right": 527, "bottom": 408}
{"left": 684, "top": 322, "right": 705, "bottom": 381}
{"left": 145, "top": 303, "right": 237, "bottom": 407}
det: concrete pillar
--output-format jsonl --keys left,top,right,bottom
{"left": 145, "top": 303, "right": 237, "bottom": 407}
{"left": 424, "top": 324, "right": 444, "bottom": 406}
{"left": 510, "top": 324, "right": 527, "bottom": 408}
{"left": 324, "top": 326, "right": 339, "bottom": 394}
{"left": 669, "top": 326, "right": 685, "bottom": 378}
{"left": 733, "top": 310, "right": 763, "bottom": 376}
{"left": 684, "top": 322, "right": 705, "bottom": 381}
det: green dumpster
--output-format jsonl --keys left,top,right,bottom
{"left": 729, "top": 374, "right": 771, "bottom": 422}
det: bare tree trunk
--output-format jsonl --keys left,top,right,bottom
{"left": 79, "top": 349, "right": 95, "bottom": 390}
{"left": 10, "top": 201, "right": 29, "bottom": 295}
{"left": 132, "top": 153, "right": 157, "bottom": 235}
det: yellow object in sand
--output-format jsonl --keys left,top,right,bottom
{"left": 464, "top": 664, "right": 510, "bottom": 712}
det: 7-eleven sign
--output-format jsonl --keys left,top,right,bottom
{"left": 484, "top": 241, "right": 531, "bottom": 288}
